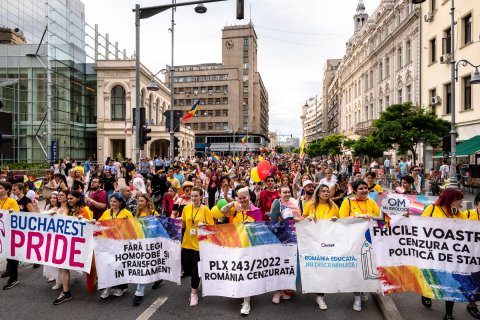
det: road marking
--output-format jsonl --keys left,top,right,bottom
{"left": 136, "top": 296, "right": 168, "bottom": 320}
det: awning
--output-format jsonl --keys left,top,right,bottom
{"left": 434, "top": 135, "right": 480, "bottom": 158}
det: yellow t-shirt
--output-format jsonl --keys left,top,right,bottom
{"left": 0, "top": 197, "right": 20, "bottom": 212}
{"left": 464, "top": 209, "right": 480, "bottom": 221}
{"left": 99, "top": 208, "right": 133, "bottom": 221}
{"left": 167, "top": 177, "right": 180, "bottom": 189}
{"left": 181, "top": 204, "right": 214, "bottom": 251}
{"left": 339, "top": 198, "right": 380, "bottom": 218}
{"left": 304, "top": 202, "right": 339, "bottom": 220}
{"left": 227, "top": 205, "right": 256, "bottom": 223}
{"left": 368, "top": 183, "right": 384, "bottom": 194}
{"left": 421, "top": 204, "right": 467, "bottom": 219}
{"left": 137, "top": 209, "right": 159, "bottom": 217}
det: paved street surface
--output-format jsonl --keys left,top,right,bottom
{"left": 0, "top": 262, "right": 383, "bottom": 320}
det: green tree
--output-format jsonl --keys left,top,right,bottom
{"left": 275, "top": 145, "right": 284, "bottom": 154}
{"left": 352, "top": 135, "right": 386, "bottom": 159}
{"left": 306, "top": 133, "right": 347, "bottom": 157}
{"left": 373, "top": 103, "right": 450, "bottom": 165}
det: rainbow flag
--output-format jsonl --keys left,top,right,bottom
{"left": 181, "top": 100, "right": 200, "bottom": 123}
{"left": 212, "top": 152, "right": 220, "bottom": 162}
{"left": 299, "top": 138, "right": 307, "bottom": 159}
{"left": 33, "top": 178, "right": 43, "bottom": 190}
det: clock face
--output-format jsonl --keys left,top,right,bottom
{"left": 225, "top": 39, "right": 234, "bottom": 49}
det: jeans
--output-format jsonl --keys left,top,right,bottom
{"left": 135, "top": 284, "right": 146, "bottom": 297}
{"left": 6, "top": 259, "right": 18, "bottom": 283}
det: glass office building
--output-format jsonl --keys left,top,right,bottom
{"left": 0, "top": 0, "right": 97, "bottom": 163}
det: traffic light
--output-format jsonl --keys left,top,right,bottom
{"left": 140, "top": 125, "right": 151, "bottom": 149}
{"left": 236, "top": 0, "right": 244, "bottom": 20}
{"left": 163, "top": 110, "right": 182, "bottom": 133}
{"left": 174, "top": 137, "right": 179, "bottom": 157}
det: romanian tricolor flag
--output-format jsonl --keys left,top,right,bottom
{"left": 181, "top": 100, "right": 200, "bottom": 123}
{"left": 241, "top": 136, "right": 246, "bottom": 145}
{"left": 212, "top": 153, "right": 220, "bottom": 162}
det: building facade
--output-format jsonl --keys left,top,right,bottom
{"left": 301, "top": 95, "right": 323, "bottom": 143}
{"left": 0, "top": 0, "right": 129, "bottom": 163}
{"left": 338, "top": 0, "right": 421, "bottom": 140}
{"left": 95, "top": 60, "right": 194, "bottom": 161}
{"left": 166, "top": 23, "right": 269, "bottom": 155}
{"left": 323, "top": 59, "right": 342, "bottom": 135}
{"left": 420, "top": 0, "right": 480, "bottom": 166}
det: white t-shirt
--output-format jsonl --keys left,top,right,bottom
{"left": 439, "top": 164, "right": 449, "bottom": 179}
{"left": 319, "top": 178, "right": 336, "bottom": 189}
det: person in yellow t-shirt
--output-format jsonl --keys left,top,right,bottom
{"left": 303, "top": 183, "right": 339, "bottom": 310}
{"left": 338, "top": 179, "right": 380, "bottom": 312}
{"left": 418, "top": 188, "right": 468, "bottom": 319}
{"left": 134, "top": 193, "right": 159, "bottom": 217}
{"left": 0, "top": 181, "right": 20, "bottom": 212}
{"left": 98, "top": 192, "right": 133, "bottom": 301}
{"left": 365, "top": 172, "right": 384, "bottom": 194}
{"left": 339, "top": 180, "right": 380, "bottom": 219}
{"left": 304, "top": 184, "right": 339, "bottom": 221}
{"left": 181, "top": 187, "right": 214, "bottom": 307}
{"left": 132, "top": 193, "right": 160, "bottom": 306}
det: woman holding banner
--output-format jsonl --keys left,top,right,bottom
{"left": 303, "top": 184, "right": 339, "bottom": 310}
{"left": 464, "top": 192, "right": 480, "bottom": 319}
{"left": 98, "top": 192, "right": 133, "bottom": 300}
{"left": 418, "top": 188, "right": 467, "bottom": 320}
{"left": 181, "top": 187, "right": 214, "bottom": 307}
{"left": 53, "top": 191, "right": 93, "bottom": 305}
{"left": 132, "top": 193, "right": 162, "bottom": 306}
{"left": 338, "top": 179, "right": 380, "bottom": 312}
{"left": 42, "top": 191, "right": 62, "bottom": 289}
{"left": 221, "top": 186, "right": 263, "bottom": 316}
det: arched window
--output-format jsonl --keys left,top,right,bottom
{"left": 111, "top": 85, "right": 126, "bottom": 120}
{"left": 149, "top": 93, "right": 153, "bottom": 125}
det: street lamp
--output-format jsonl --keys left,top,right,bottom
{"left": 411, "top": 0, "right": 480, "bottom": 189}
{"left": 146, "top": 69, "right": 169, "bottom": 91}
{"left": 133, "top": 0, "right": 226, "bottom": 165}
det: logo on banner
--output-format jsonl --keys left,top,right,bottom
{"left": 381, "top": 194, "right": 410, "bottom": 216}
{"left": 361, "top": 230, "right": 378, "bottom": 280}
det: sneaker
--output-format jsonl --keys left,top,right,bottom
{"left": 361, "top": 292, "right": 369, "bottom": 301}
{"left": 443, "top": 315, "right": 455, "bottom": 320}
{"left": 316, "top": 295, "right": 327, "bottom": 310}
{"left": 353, "top": 295, "right": 362, "bottom": 312}
{"left": 132, "top": 295, "right": 143, "bottom": 306}
{"left": 53, "top": 291, "right": 72, "bottom": 305}
{"left": 47, "top": 278, "right": 55, "bottom": 283}
{"left": 421, "top": 296, "right": 432, "bottom": 308}
{"left": 52, "top": 283, "right": 62, "bottom": 290}
{"left": 1, "top": 272, "right": 10, "bottom": 279}
{"left": 32, "top": 264, "right": 40, "bottom": 269}
{"left": 190, "top": 293, "right": 199, "bottom": 307}
{"left": 281, "top": 292, "right": 292, "bottom": 300}
{"left": 152, "top": 280, "right": 163, "bottom": 290}
{"left": 3, "top": 280, "right": 19, "bottom": 290}
{"left": 112, "top": 288, "right": 124, "bottom": 297}
{"left": 467, "top": 306, "right": 480, "bottom": 319}
{"left": 272, "top": 291, "right": 282, "bottom": 304}
{"left": 240, "top": 300, "right": 251, "bottom": 316}
{"left": 100, "top": 288, "right": 111, "bottom": 300}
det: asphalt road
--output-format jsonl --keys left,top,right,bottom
{"left": 0, "top": 262, "right": 384, "bottom": 320}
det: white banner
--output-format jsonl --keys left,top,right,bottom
{"left": 297, "top": 219, "right": 381, "bottom": 293}
{"left": 198, "top": 222, "right": 297, "bottom": 298}
{"left": 370, "top": 215, "right": 480, "bottom": 301}
{"left": 93, "top": 217, "right": 182, "bottom": 288}
{"left": 0, "top": 210, "right": 94, "bottom": 272}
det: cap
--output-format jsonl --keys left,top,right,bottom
{"left": 303, "top": 180, "right": 314, "bottom": 187}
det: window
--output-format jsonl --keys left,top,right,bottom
{"left": 369, "top": 70, "right": 373, "bottom": 88}
{"left": 406, "top": 40, "right": 412, "bottom": 63}
{"left": 397, "top": 47, "right": 403, "bottom": 69}
{"left": 110, "top": 85, "right": 126, "bottom": 120}
{"left": 444, "top": 83, "right": 452, "bottom": 114}
{"left": 370, "top": 104, "right": 374, "bottom": 120}
{"left": 379, "top": 99, "right": 383, "bottom": 112}
{"left": 386, "top": 95, "right": 390, "bottom": 107}
{"left": 429, "top": 38, "right": 437, "bottom": 63}
{"left": 243, "top": 75, "right": 248, "bottom": 82}
{"left": 385, "top": 57, "right": 390, "bottom": 77}
{"left": 463, "top": 14, "right": 472, "bottom": 45}
{"left": 365, "top": 73, "right": 369, "bottom": 91}
{"left": 406, "top": 85, "right": 412, "bottom": 102}
{"left": 443, "top": 27, "right": 451, "bottom": 54}
{"left": 379, "top": 62, "right": 383, "bottom": 81}
{"left": 243, "top": 38, "right": 249, "bottom": 46}
{"left": 430, "top": 0, "right": 436, "bottom": 12}
{"left": 365, "top": 106, "right": 369, "bottom": 121}
{"left": 463, "top": 76, "right": 472, "bottom": 110}
{"left": 398, "top": 89, "right": 403, "bottom": 103}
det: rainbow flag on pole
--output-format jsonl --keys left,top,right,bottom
{"left": 181, "top": 100, "right": 200, "bottom": 123}
{"left": 212, "top": 153, "right": 220, "bottom": 162}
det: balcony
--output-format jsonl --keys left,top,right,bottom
{"left": 354, "top": 119, "right": 374, "bottom": 136}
